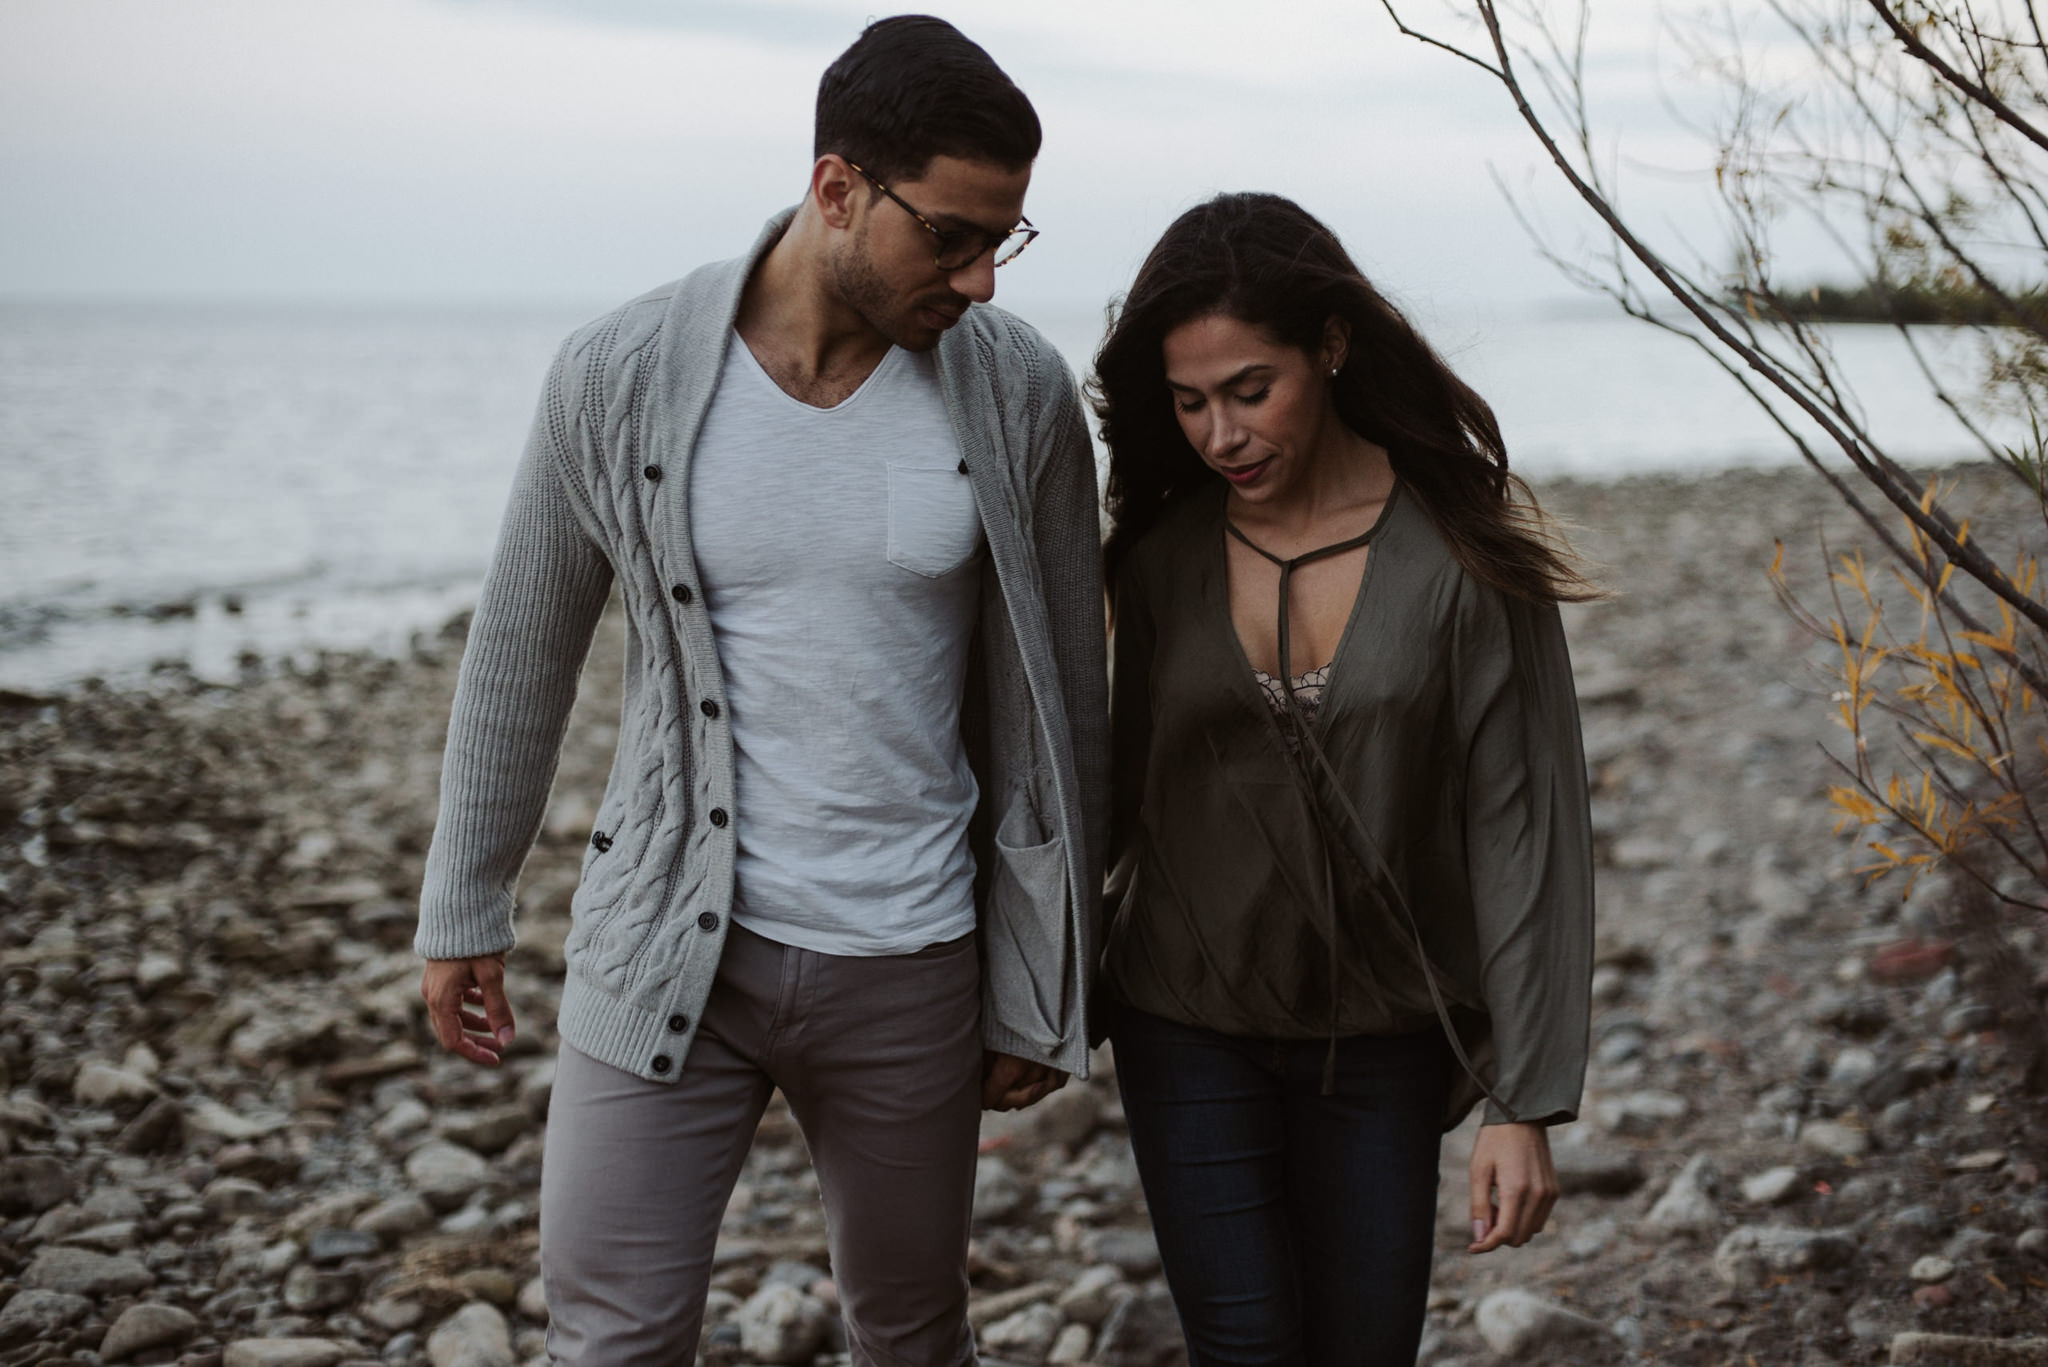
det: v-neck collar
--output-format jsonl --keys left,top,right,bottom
{"left": 1199, "top": 480, "right": 1404, "bottom": 744}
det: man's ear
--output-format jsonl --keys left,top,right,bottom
{"left": 812, "top": 155, "right": 861, "bottom": 231}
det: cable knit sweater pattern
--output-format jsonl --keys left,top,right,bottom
{"left": 416, "top": 212, "right": 1110, "bottom": 1083}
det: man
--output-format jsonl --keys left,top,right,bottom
{"left": 412, "top": 15, "right": 1106, "bottom": 1364}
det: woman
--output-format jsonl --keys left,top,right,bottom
{"left": 1093, "top": 193, "right": 1597, "bottom": 1365}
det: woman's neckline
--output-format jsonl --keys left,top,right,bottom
{"left": 1222, "top": 478, "right": 1404, "bottom": 567}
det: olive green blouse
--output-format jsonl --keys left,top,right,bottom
{"left": 1104, "top": 481, "right": 1593, "bottom": 1128}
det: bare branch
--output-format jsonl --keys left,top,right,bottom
{"left": 1376, "top": 0, "right": 1504, "bottom": 78}
{"left": 1440, "top": 0, "right": 2048, "bottom": 637}
{"left": 1861, "top": 0, "right": 2048, "bottom": 153}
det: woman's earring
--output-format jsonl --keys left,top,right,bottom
{"left": 1329, "top": 365, "right": 1340, "bottom": 377}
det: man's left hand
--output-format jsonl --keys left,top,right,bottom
{"left": 982, "top": 1051, "right": 1067, "bottom": 1110}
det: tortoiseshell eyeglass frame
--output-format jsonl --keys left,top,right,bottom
{"left": 847, "top": 161, "right": 1039, "bottom": 270}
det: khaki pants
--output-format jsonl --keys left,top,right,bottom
{"left": 539, "top": 922, "right": 983, "bottom": 1366}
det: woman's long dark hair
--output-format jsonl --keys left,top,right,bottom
{"left": 1093, "top": 192, "right": 1597, "bottom": 603}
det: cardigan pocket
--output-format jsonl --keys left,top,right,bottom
{"left": 886, "top": 463, "right": 982, "bottom": 577}
{"left": 565, "top": 795, "right": 641, "bottom": 957}
{"left": 983, "top": 827, "right": 1070, "bottom": 1050}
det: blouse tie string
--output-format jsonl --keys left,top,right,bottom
{"left": 1223, "top": 503, "right": 1519, "bottom": 1118}
{"left": 1223, "top": 519, "right": 1379, "bottom": 1093}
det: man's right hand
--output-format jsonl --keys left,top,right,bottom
{"left": 420, "top": 955, "right": 516, "bottom": 1067}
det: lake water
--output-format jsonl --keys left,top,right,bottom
{"left": 0, "top": 297, "right": 2020, "bottom": 691}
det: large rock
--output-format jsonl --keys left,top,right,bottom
{"left": 1596, "top": 1089, "right": 1689, "bottom": 1136}
{"left": 1888, "top": 1334, "right": 2048, "bottom": 1365}
{"left": 1049, "top": 1323, "right": 1093, "bottom": 1365}
{"left": 283, "top": 1263, "right": 359, "bottom": 1313}
{"left": 973, "top": 1156, "right": 1030, "bottom": 1223}
{"left": 62, "top": 1217, "right": 140, "bottom": 1251}
{"left": 222, "top": 1340, "right": 350, "bottom": 1367}
{"left": 405, "top": 1140, "right": 493, "bottom": 1210}
{"left": 355, "top": 1192, "right": 435, "bottom": 1238}
{"left": 227, "top": 1009, "right": 344, "bottom": 1067}
{"left": 1055, "top": 1266, "right": 1128, "bottom": 1326}
{"left": 72, "top": 1060, "right": 159, "bottom": 1109}
{"left": 21, "top": 1245, "right": 155, "bottom": 1295}
{"left": 427, "top": 1301, "right": 515, "bottom": 1367}
{"left": 375, "top": 1098, "right": 433, "bottom": 1143}
{"left": 134, "top": 951, "right": 185, "bottom": 996}
{"left": 737, "top": 1284, "right": 831, "bottom": 1366}
{"left": 281, "top": 1188, "right": 379, "bottom": 1238}
{"left": 184, "top": 1098, "right": 288, "bottom": 1141}
{"left": 0, "top": 1289, "right": 92, "bottom": 1349}
{"left": 1094, "top": 1284, "right": 1184, "bottom": 1367}
{"left": 115, "top": 1095, "right": 184, "bottom": 1154}
{"left": 364, "top": 1298, "right": 427, "bottom": 1333}
{"left": 80, "top": 1186, "right": 147, "bottom": 1223}
{"left": 982, "top": 1303, "right": 1065, "bottom": 1362}
{"left": 0, "top": 1154, "right": 75, "bottom": 1215}
{"left": 1741, "top": 1165, "right": 1803, "bottom": 1205}
{"left": 98, "top": 1303, "right": 201, "bottom": 1361}
{"left": 1801, "top": 1119, "right": 1872, "bottom": 1159}
{"left": 1552, "top": 1145, "right": 1647, "bottom": 1197}
{"left": 306, "top": 1226, "right": 382, "bottom": 1264}
{"left": 1713, "top": 1224, "right": 1858, "bottom": 1289}
{"left": 1083, "top": 1227, "right": 1162, "bottom": 1277}
{"left": 1475, "top": 1288, "right": 1616, "bottom": 1359}
{"left": 967, "top": 1281, "right": 1059, "bottom": 1331}
{"left": 517, "top": 1276, "right": 548, "bottom": 1322}
{"left": 203, "top": 1175, "right": 269, "bottom": 1218}
{"left": 1641, "top": 1155, "right": 1720, "bottom": 1238}
{"left": 455, "top": 1267, "right": 519, "bottom": 1307}
{"left": 437, "top": 1106, "right": 532, "bottom": 1156}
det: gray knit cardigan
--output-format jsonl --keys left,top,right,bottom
{"left": 416, "top": 212, "right": 1110, "bottom": 1082}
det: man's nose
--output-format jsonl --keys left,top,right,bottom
{"left": 947, "top": 252, "right": 998, "bottom": 304}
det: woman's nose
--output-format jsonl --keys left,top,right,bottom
{"left": 1205, "top": 413, "right": 1244, "bottom": 459}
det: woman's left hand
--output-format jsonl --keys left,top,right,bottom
{"left": 1467, "top": 1121, "right": 1558, "bottom": 1253}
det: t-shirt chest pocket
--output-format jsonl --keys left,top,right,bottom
{"left": 885, "top": 462, "right": 983, "bottom": 577}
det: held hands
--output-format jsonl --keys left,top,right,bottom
{"left": 1468, "top": 1121, "right": 1559, "bottom": 1254}
{"left": 420, "top": 955, "right": 517, "bottom": 1067}
{"left": 982, "top": 1050, "right": 1068, "bottom": 1111}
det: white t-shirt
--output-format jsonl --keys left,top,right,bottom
{"left": 688, "top": 333, "right": 985, "bottom": 955}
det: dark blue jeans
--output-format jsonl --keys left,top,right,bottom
{"left": 1109, "top": 999, "right": 1451, "bottom": 1367}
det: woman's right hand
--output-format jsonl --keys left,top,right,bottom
{"left": 1467, "top": 1121, "right": 1559, "bottom": 1253}
{"left": 419, "top": 954, "right": 516, "bottom": 1067}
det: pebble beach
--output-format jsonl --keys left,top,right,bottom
{"left": 2, "top": 463, "right": 2046, "bottom": 1367}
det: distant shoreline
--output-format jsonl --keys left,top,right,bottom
{"left": 1731, "top": 284, "right": 2048, "bottom": 328}
{"left": 0, "top": 460, "right": 2012, "bottom": 703}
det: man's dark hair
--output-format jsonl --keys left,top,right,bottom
{"left": 815, "top": 15, "right": 1041, "bottom": 184}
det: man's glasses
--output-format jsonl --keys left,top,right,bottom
{"left": 847, "top": 162, "right": 1039, "bottom": 271}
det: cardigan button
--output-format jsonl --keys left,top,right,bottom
{"left": 650, "top": 1056, "right": 671, "bottom": 1074}
{"left": 643, "top": 465, "right": 662, "bottom": 482}
{"left": 671, "top": 583, "right": 693, "bottom": 604}
{"left": 956, "top": 459, "right": 969, "bottom": 475}
{"left": 708, "top": 808, "right": 728, "bottom": 828}
{"left": 700, "top": 699, "right": 720, "bottom": 719}
{"left": 697, "top": 912, "right": 720, "bottom": 932}
{"left": 667, "top": 1013, "right": 688, "bottom": 1033}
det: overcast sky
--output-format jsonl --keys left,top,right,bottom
{"left": 1, "top": 0, "right": 1712, "bottom": 322}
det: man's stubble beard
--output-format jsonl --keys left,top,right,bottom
{"left": 830, "top": 221, "right": 948, "bottom": 354}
